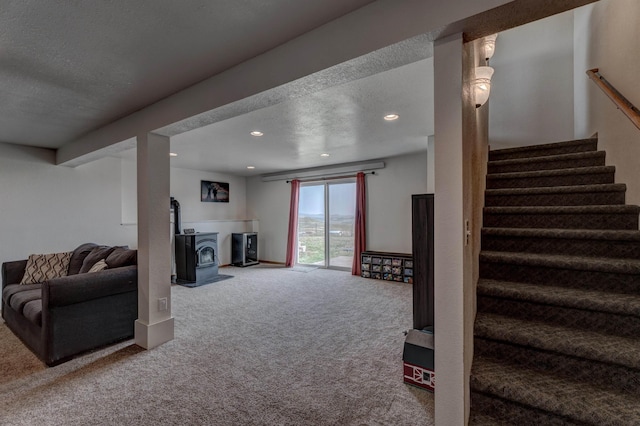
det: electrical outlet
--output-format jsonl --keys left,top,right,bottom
{"left": 158, "top": 297, "right": 168, "bottom": 312}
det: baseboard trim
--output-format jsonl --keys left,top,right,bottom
{"left": 134, "top": 317, "right": 175, "bottom": 350}
{"left": 258, "top": 260, "right": 286, "bottom": 265}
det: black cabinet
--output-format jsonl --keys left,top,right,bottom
{"left": 412, "top": 194, "right": 434, "bottom": 330}
{"left": 232, "top": 232, "right": 258, "bottom": 266}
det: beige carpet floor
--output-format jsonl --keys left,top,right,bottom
{"left": 0, "top": 264, "right": 434, "bottom": 425}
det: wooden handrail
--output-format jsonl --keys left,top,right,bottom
{"left": 587, "top": 68, "right": 640, "bottom": 131}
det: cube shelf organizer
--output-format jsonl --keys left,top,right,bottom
{"left": 360, "top": 251, "right": 413, "bottom": 283}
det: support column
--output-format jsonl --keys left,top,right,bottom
{"left": 135, "top": 132, "right": 174, "bottom": 349}
{"left": 434, "top": 32, "right": 489, "bottom": 426}
{"left": 434, "top": 33, "right": 466, "bottom": 426}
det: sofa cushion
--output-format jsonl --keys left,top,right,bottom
{"left": 79, "top": 246, "right": 116, "bottom": 274}
{"left": 2, "top": 283, "right": 41, "bottom": 304}
{"left": 105, "top": 248, "right": 137, "bottom": 269}
{"left": 9, "top": 288, "right": 42, "bottom": 312}
{"left": 23, "top": 299, "right": 43, "bottom": 326}
{"left": 68, "top": 243, "right": 99, "bottom": 275}
{"left": 87, "top": 259, "right": 108, "bottom": 273}
{"left": 20, "top": 252, "right": 72, "bottom": 285}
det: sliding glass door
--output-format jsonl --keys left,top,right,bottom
{"left": 297, "top": 184, "right": 325, "bottom": 266}
{"left": 297, "top": 180, "right": 356, "bottom": 270}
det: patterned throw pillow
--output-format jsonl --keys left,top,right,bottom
{"left": 87, "top": 259, "right": 108, "bottom": 273}
{"left": 20, "top": 252, "right": 73, "bottom": 285}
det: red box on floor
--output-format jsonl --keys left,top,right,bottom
{"left": 402, "top": 328, "right": 434, "bottom": 392}
{"left": 403, "top": 361, "right": 434, "bottom": 391}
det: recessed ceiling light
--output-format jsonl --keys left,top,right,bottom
{"left": 320, "top": 153, "right": 330, "bottom": 157}
{"left": 250, "top": 131, "right": 264, "bottom": 137}
{"left": 247, "top": 166, "right": 255, "bottom": 169}
{"left": 384, "top": 114, "right": 399, "bottom": 121}
{"left": 169, "top": 152, "right": 178, "bottom": 157}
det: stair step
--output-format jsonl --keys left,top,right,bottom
{"left": 470, "top": 391, "right": 580, "bottom": 425}
{"left": 489, "top": 138, "right": 598, "bottom": 161}
{"left": 468, "top": 411, "right": 511, "bottom": 426}
{"left": 474, "top": 312, "right": 640, "bottom": 370}
{"left": 480, "top": 256, "right": 640, "bottom": 294}
{"left": 487, "top": 151, "right": 605, "bottom": 174}
{"left": 486, "top": 166, "right": 616, "bottom": 189}
{"left": 483, "top": 205, "right": 640, "bottom": 230}
{"left": 482, "top": 227, "right": 640, "bottom": 259}
{"left": 485, "top": 183, "right": 626, "bottom": 207}
{"left": 478, "top": 293, "right": 640, "bottom": 338}
{"left": 471, "top": 356, "right": 640, "bottom": 424}
{"left": 480, "top": 250, "right": 640, "bottom": 293}
{"left": 480, "top": 251, "right": 640, "bottom": 275}
{"left": 474, "top": 337, "right": 640, "bottom": 394}
{"left": 478, "top": 279, "right": 640, "bottom": 317}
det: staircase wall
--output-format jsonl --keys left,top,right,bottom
{"left": 489, "top": 11, "right": 575, "bottom": 150}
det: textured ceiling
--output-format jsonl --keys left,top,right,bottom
{"left": 165, "top": 57, "right": 434, "bottom": 176}
{"left": 0, "top": 0, "right": 376, "bottom": 148}
{"left": 1, "top": 0, "right": 592, "bottom": 176}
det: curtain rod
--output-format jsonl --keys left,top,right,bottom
{"left": 286, "top": 171, "right": 376, "bottom": 184}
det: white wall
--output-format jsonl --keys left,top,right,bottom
{"left": 367, "top": 151, "right": 429, "bottom": 253}
{"left": 574, "top": 0, "right": 640, "bottom": 205}
{"left": 245, "top": 151, "right": 428, "bottom": 264}
{"left": 121, "top": 159, "right": 252, "bottom": 265}
{"left": 171, "top": 166, "right": 252, "bottom": 266}
{"left": 0, "top": 143, "right": 136, "bottom": 264}
{"left": 489, "top": 11, "right": 576, "bottom": 150}
{"left": 245, "top": 178, "right": 291, "bottom": 263}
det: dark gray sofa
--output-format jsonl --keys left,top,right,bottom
{"left": 1, "top": 243, "right": 138, "bottom": 366}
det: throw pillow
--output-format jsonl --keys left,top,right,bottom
{"left": 20, "top": 252, "right": 73, "bottom": 285}
{"left": 67, "top": 243, "right": 99, "bottom": 275}
{"left": 79, "top": 246, "right": 116, "bottom": 274}
{"left": 87, "top": 259, "right": 108, "bottom": 273}
{"left": 105, "top": 247, "right": 137, "bottom": 268}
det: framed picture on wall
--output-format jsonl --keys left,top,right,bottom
{"left": 201, "top": 180, "right": 229, "bottom": 203}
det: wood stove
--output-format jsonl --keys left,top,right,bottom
{"left": 175, "top": 232, "right": 219, "bottom": 285}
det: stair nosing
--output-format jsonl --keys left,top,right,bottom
{"left": 477, "top": 279, "right": 640, "bottom": 317}
{"left": 481, "top": 227, "right": 640, "bottom": 241}
{"left": 489, "top": 138, "right": 598, "bottom": 156}
{"left": 487, "top": 165, "right": 615, "bottom": 180}
{"left": 480, "top": 250, "right": 640, "bottom": 274}
{"left": 488, "top": 150, "right": 605, "bottom": 167}
{"left": 485, "top": 183, "right": 626, "bottom": 196}
{"left": 484, "top": 204, "right": 640, "bottom": 214}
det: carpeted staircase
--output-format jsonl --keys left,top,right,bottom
{"left": 470, "top": 138, "right": 640, "bottom": 425}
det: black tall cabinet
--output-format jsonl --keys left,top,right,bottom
{"left": 411, "top": 194, "right": 435, "bottom": 330}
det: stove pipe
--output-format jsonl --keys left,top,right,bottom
{"left": 171, "top": 197, "right": 181, "bottom": 235}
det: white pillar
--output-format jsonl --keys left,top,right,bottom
{"left": 434, "top": 33, "right": 467, "bottom": 426}
{"left": 135, "top": 132, "right": 174, "bottom": 349}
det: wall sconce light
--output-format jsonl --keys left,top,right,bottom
{"left": 474, "top": 66, "right": 494, "bottom": 108}
{"left": 481, "top": 34, "right": 498, "bottom": 61}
